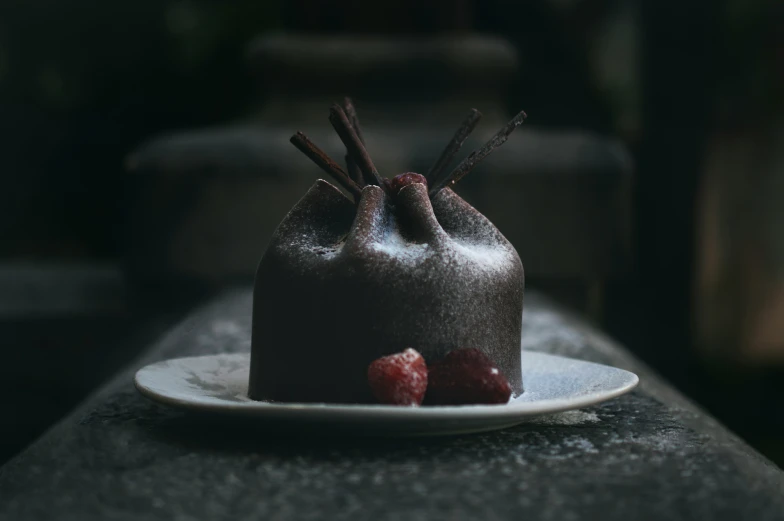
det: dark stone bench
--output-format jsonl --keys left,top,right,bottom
{"left": 2, "top": 289, "right": 782, "bottom": 520}
{"left": 0, "top": 263, "right": 204, "bottom": 466}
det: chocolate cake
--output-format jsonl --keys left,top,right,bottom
{"left": 248, "top": 100, "right": 526, "bottom": 404}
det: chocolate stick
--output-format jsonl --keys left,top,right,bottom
{"left": 341, "top": 97, "right": 367, "bottom": 186}
{"left": 342, "top": 97, "right": 366, "bottom": 145}
{"left": 429, "top": 110, "right": 527, "bottom": 197}
{"left": 425, "top": 108, "right": 482, "bottom": 184}
{"left": 290, "top": 132, "right": 363, "bottom": 199}
{"left": 345, "top": 154, "right": 364, "bottom": 185}
{"left": 328, "top": 104, "right": 386, "bottom": 190}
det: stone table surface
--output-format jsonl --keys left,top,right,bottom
{"left": 1, "top": 289, "right": 782, "bottom": 521}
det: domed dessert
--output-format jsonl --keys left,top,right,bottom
{"left": 248, "top": 100, "right": 526, "bottom": 404}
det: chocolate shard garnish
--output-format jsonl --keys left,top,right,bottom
{"left": 429, "top": 110, "right": 528, "bottom": 198}
{"left": 328, "top": 104, "right": 387, "bottom": 190}
{"left": 345, "top": 154, "right": 364, "bottom": 185}
{"left": 290, "top": 132, "right": 363, "bottom": 199}
{"left": 341, "top": 98, "right": 367, "bottom": 186}
{"left": 425, "top": 108, "right": 482, "bottom": 184}
{"left": 342, "top": 97, "right": 366, "bottom": 145}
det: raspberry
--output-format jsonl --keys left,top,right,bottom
{"left": 389, "top": 173, "right": 427, "bottom": 193}
{"left": 426, "top": 348, "right": 512, "bottom": 405}
{"left": 367, "top": 348, "right": 428, "bottom": 406}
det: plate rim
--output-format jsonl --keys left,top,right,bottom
{"left": 133, "top": 351, "right": 639, "bottom": 421}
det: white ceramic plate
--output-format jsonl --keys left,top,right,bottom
{"left": 134, "top": 352, "right": 638, "bottom": 436}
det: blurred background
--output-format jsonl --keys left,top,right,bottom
{"left": 1, "top": 0, "right": 782, "bottom": 467}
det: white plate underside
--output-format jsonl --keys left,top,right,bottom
{"left": 134, "top": 352, "right": 638, "bottom": 436}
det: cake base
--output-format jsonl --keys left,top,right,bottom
{"left": 249, "top": 181, "right": 524, "bottom": 403}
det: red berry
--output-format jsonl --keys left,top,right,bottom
{"left": 426, "top": 348, "right": 512, "bottom": 405}
{"left": 368, "top": 348, "right": 428, "bottom": 406}
{"left": 389, "top": 173, "right": 427, "bottom": 193}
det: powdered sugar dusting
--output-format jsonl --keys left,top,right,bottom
{"left": 450, "top": 240, "right": 511, "bottom": 272}
{"left": 369, "top": 226, "right": 432, "bottom": 262}
{"left": 530, "top": 410, "right": 601, "bottom": 425}
{"left": 400, "top": 348, "right": 422, "bottom": 363}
